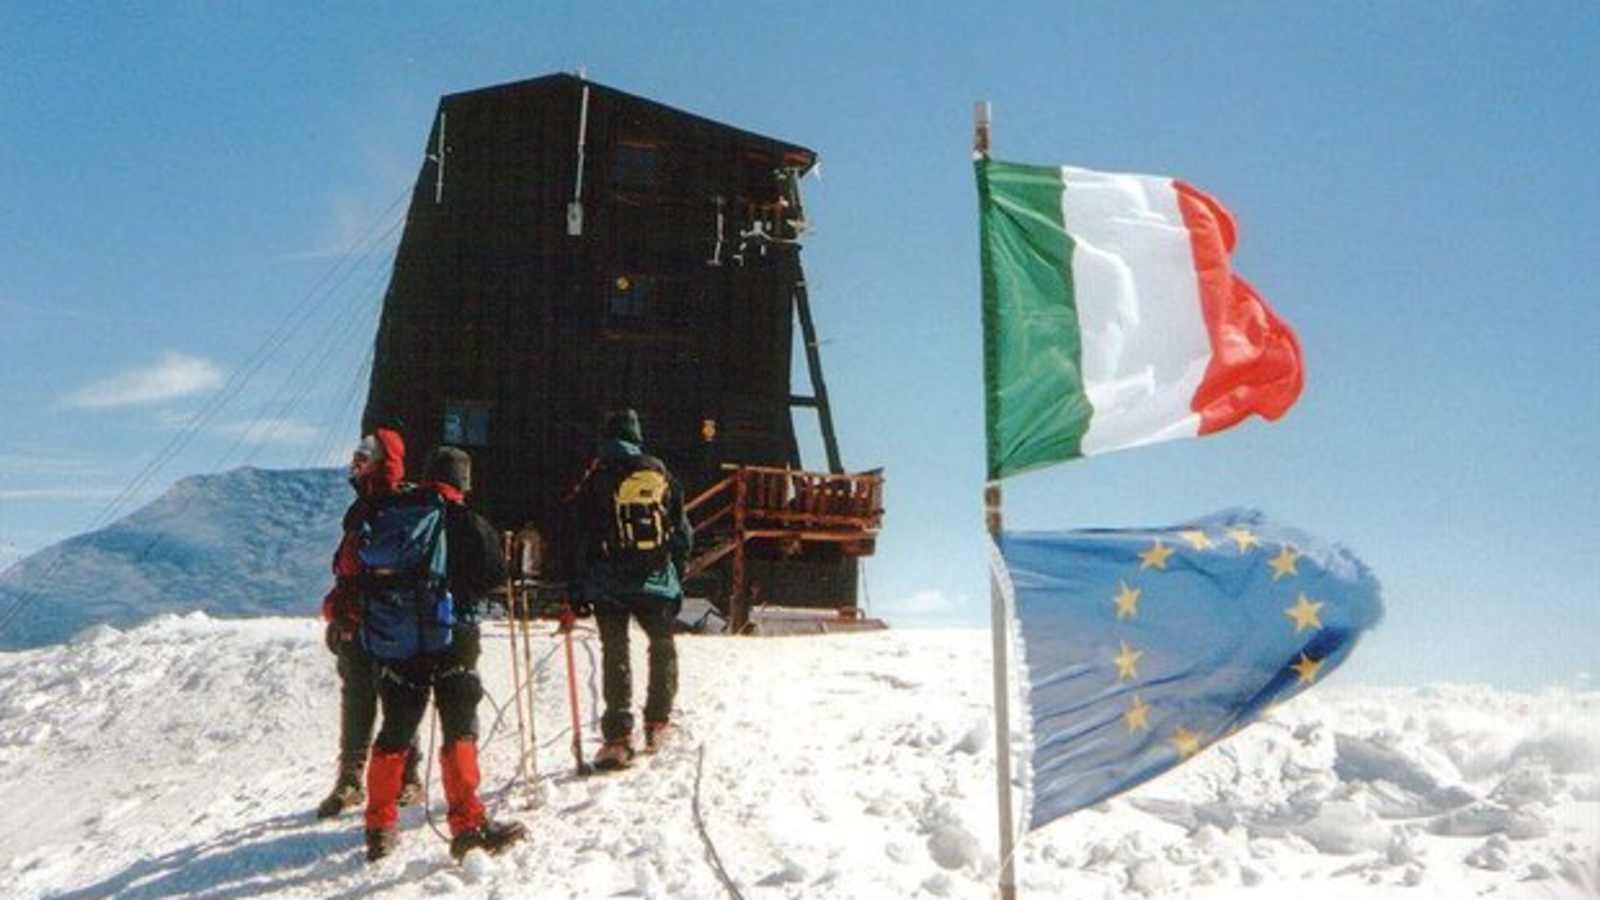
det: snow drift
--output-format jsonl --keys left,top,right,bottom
{"left": 1, "top": 616, "right": 1595, "bottom": 899}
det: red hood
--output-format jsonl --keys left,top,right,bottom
{"left": 357, "top": 427, "right": 407, "bottom": 496}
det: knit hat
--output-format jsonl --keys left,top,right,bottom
{"left": 604, "top": 408, "right": 644, "bottom": 444}
{"left": 354, "top": 434, "right": 384, "bottom": 462}
{"left": 426, "top": 446, "right": 472, "bottom": 492}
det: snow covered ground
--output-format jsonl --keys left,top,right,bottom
{"left": 2, "top": 615, "right": 1594, "bottom": 899}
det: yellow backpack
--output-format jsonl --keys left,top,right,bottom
{"left": 604, "top": 460, "right": 672, "bottom": 571}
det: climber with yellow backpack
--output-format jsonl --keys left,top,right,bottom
{"left": 572, "top": 409, "right": 694, "bottom": 771}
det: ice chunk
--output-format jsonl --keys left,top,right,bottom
{"left": 1287, "top": 800, "right": 1390, "bottom": 855}
{"left": 1427, "top": 802, "right": 1551, "bottom": 840}
{"left": 1489, "top": 762, "right": 1556, "bottom": 808}
{"left": 927, "top": 824, "right": 982, "bottom": 870}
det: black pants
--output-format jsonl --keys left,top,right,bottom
{"left": 595, "top": 594, "right": 681, "bottom": 742}
{"left": 373, "top": 625, "right": 484, "bottom": 752}
{"left": 334, "top": 634, "right": 379, "bottom": 760}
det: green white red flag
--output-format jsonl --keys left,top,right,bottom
{"left": 977, "top": 159, "right": 1304, "bottom": 480}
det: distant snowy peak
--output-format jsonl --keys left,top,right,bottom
{"left": 0, "top": 466, "right": 347, "bottom": 652}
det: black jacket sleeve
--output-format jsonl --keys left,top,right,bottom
{"left": 571, "top": 460, "right": 614, "bottom": 578}
{"left": 446, "top": 505, "right": 507, "bottom": 610}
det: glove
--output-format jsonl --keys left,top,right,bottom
{"left": 324, "top": 620, "right": 357, "bottom": 655}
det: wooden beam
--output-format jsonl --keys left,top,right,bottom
{"left": 793, "top": 276, "right": 843, "bottom": 474}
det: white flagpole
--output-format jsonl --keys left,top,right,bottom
{"left": 977, "top": 99, "right": 1019, "bottom": 900}
{"left": 988, "top": 482, "right": 1018, "bottom": 900}
{"left": 985, "top": 480, "right": 1011, "bottom": 890}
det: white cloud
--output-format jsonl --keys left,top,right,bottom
{"left": 211, "top": 418, "right": 321, "bottom": 445}
{"left": 889, "top": 589, "right": 958, "bottom": 615}
{"left": 157, "top": 409, "right": 198, "bottom": 429}
{"left": 312, "top": 444, "right": 354, "bottom": 467}
{"left": 62, "top": 352, "right": 225, "bottom": 409}
{"left": 280, "top": 192, "right": 402, "bottom": 261}
{"left": 0, "top": 487, "right": 122, "bottom": 501}
{"left": 0, "top": 453, "right": 98, "bottom": 477}
{"left": 876, "top": 589, "right": 981, "bottom": 624}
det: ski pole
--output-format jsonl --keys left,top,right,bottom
{"left": 561, "top": 602, "right": 595, "bottom": 776}
{"left": 519, "top": 584, "right": 541, "bottom": 797}
{"left": 501, "top": 532, "right": 532, "bottom": 794}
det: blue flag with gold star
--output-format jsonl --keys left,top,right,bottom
{"left": 993, "top": 509, "right": 1383, "bottom": 831}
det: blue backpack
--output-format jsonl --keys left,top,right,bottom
{"left": 358, "top": 491, "right": 453, "bottom": 661}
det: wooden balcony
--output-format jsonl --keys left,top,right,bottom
{"left": 685, "top": 465, "right": 884, "bottom": 633}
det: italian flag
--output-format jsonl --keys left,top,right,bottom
{"left": 978, "top": 159, "right": 1303, "bottom": 480}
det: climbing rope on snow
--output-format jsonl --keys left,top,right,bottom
{"left": 580, "top": 634, "right": 601, "bottom": 729}
{"left": 692, "top": 741, "right": 746, "bottom": 900}
{"left": 480, "top": 638, "right": 560, "bottom": 752}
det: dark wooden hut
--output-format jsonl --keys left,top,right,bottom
{"left": 361, "top": 74, "right": 882, "bottom": 629}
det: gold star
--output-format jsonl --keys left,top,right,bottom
{"left": 1124, "top": 695, "right": 1151, "bottom": 733}
{"left": 1113, "top": 641, "right": 1143, "bottom": 681}
{"left": 1180, "top": 529, "right": 1213, "bottom": 551}
{"left": 1284, "top": 593, "right": 1324, "bottom": 633}
{"left": 1268, "top": 545, "right": 1299, "bottom": 581}
{"left": 1226, "top": 527, "right": 1262, "bottom": 552}
{"left": 1292, "top": 653, "right": 1323, "bottom": 685}
{"left": 1113, "top": 581, "right": 1142, "bottom": 620}
{"left": 1138, "top": 541, "right": 1175, "bottom": 570}
{"left": 1169, "top": 726, "right": 1202, "bottom": 758}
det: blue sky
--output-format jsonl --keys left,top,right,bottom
{"left": 2, "top": 4, "right": 1595, "bottom": 687}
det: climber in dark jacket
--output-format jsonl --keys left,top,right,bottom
{"left": 362, "top": 446, "right": 526, "bottom": 863}
{"left": 316, "top": 428, "right": 422, "bottom": 819}
{"left": 573, "top": 409, "right": 693, "bottom": 770}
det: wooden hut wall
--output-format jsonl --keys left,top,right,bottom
{"left": 364, "top": 76, "right": 814, "bottom": 558}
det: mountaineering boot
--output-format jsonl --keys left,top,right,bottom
{"left": 594, "top": 737, "right": 635, "bottom": 771}
{"left": 365, "top": 745, "right": 410, "bottom": 838}
{"left": 643, "top": 720, "right": 671, "bottom": 754}
{"left": 450, "top": 818, "right": 528, "bottom": 861}
{"left": 438, "top": 738, "right": 488, "bottom": 836}
{"left": 397, "top": 743, "right": 424, "bottom": 807}
{"left": 316, "top": 754, "right": 366, "bottom": 819}
{"left": 365, "top": 827, "right": 399, "bottom": 862}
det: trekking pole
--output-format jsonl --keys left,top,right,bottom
{"left": 501, "top": 532, "right": 533, "bottom": 796}
{"left": 561, "top": 601, "right": 595, "bottom": 776}
{"left": 520, "top": 588, "right": 543, "bottom": 802}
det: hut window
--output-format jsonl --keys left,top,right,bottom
{"left": 613, "top": 142, "right": 658, "bottom": 192}
{"left": 442, "top": 400, "right": 490, "bottom": 447}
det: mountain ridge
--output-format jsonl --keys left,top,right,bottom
{"left": 0, "top": 466, "right": 347, "bottom": 651}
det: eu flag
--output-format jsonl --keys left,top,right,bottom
{"left": 994, "top": 509, "right": 1383, "bottom": 831}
